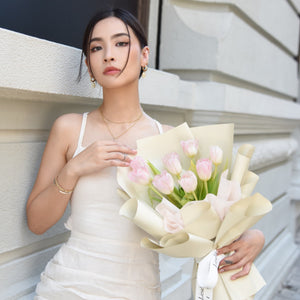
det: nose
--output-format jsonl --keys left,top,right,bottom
{"left": 104, "top": 56, "right": 115, "bottom": 62}
{"left": 103, "top": 47, "right": 115, "bottom": 62}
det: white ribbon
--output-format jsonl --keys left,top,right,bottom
{"left": 195, "top": 250, "right": 225, "bottom": 300}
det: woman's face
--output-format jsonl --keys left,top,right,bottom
{"left": 87, "top": 17, "right": 148, "bottom": 89}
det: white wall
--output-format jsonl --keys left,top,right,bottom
{"left": 0, "top": 0, "right": 300, "bottom": 299}
{"left": 158, "top": 1, "right": 300, "bottom": 299}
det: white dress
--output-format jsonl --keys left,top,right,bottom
{"left": 35, "top": 113, "right": 162, "bottom": 300}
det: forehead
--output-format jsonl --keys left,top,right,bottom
{"left": 91, "top": 16, "right": 135, "bottom": 40}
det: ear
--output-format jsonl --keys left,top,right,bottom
{"left": 140, "top": 46, "right": 150, "bottom": 67}
{"left": 85, "top": 58, "right": 92, "bottom": 77}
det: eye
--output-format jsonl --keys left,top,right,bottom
{"left": 116, "top": 41, "right": 129, "bottom": 47}
{"left": 90, "top": 46, "right": 102, "bottom": 52}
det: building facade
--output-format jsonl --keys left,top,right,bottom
{"left": 1, "top": 0, "right": 300, "bottom": 299}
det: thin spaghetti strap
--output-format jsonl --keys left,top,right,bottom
{"left": 72, "top": 112, "right": 88, "bottom": 158}
{"left": 155, "top": 120, "right": 163, "bottom": 134}
{"left": 77, "top": 112, "right": 88, "bottom": 149}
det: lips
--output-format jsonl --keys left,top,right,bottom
{"left": 103, "top": 66, "right": 121, "bottom": 75}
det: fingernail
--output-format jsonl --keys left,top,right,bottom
{"left": 225, "top": 260, "right": 233, "bottom": 265}
{"left": 219, "top": 268, "right": 224, "bottom": 273}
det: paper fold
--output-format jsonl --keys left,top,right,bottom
{"left": 117, "top": 123, "right": 272, "bottom": 300}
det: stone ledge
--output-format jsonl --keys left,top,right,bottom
{"left": 0, "top": 28, "right": 98, "bottom": 99}
{"left": 233, "top": 138, "right": 298, "bottom": 171}
{"left": 2, "top": 70, "right": 300, "bottom": 125}
{"left": 161, "top": 1, "right": 298, "bottom": 98}
{"left": 175, "top": 0, "right": 299, "bottom": 55}
{"left": 1, "top": 27, "right": 300, "bottom": 126}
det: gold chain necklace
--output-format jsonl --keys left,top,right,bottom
{"left": 100, "top": 110, "right": 143, "bottom": 140}
{"left": 101, "top": 109, "right": 143, "bottom": 124}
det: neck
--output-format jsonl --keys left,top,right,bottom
{"left": 100, "top": 81, "right": 143, "bottom": 122}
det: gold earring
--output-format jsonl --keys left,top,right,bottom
{"left": 142, "top": 65, "right": 148, "bottom": 78}
{"left": 90, "top": 77, "right": 96, "bottom": 88}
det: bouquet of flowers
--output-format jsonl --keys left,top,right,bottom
{"left": 117, "top": 123, "right": 272, "bottom": 300}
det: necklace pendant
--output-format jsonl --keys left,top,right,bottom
{"left": 99, "top": 109, "right": 143, "bottom": 141}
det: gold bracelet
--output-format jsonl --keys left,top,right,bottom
{"left": 54, "top": 176, "right": 74, "bottom": 195}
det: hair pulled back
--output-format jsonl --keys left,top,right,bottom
{"left": 78, "top": 8, "right": 148, "bottom": 81}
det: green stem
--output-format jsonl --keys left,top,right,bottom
{"left": 181, "top": 198, "right": 190, "bottom": 206}
{"left": 190, "top": 159, "right": 197, "bottom": 172}
{"left": 192, "top": 191, "right": 198, "bottom": 200}
{"left": 204, "top": 181, "right": 208, "bottom": 196}
{"left": 212, "top": 165, "right": 218, "bottom": 180}
{"left": 171, "top": 191, "right": 183, "bottom": 205}
{"left": 149, "top": 184, "right": 164, "bottom": 199}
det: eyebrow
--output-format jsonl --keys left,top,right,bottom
{"left": 89, "top": 33, "right": 130, "bottom": 44}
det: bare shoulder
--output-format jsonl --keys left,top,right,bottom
{"left": 52, "top": 113, "right": 83, "bottom": 132}
{"left": 49, "top": 113, "right": 85, "bottom": 154}
{"left": 162, "top": 124, "right": 174, "bottom": 133}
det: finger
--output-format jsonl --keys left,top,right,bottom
{"left": 219, "top": 257, "right": 234, "bottom": 267}
{"left": 92, "top": 140, "right": 137, "bottom": 154}
{"left": 219, "top": 257, "right": 247, "bottom": 273}
{"left": 219, "top": 251, "right": 242, "bottom": 267}
{"left": 107, "top": 159, "right": 130, "bottom": 167}
{"left": 217, "top": 245, "right": 235, "bottom": 255}
{"left": 217, "top": 240, "right": 242, "bottom": 255}
{"left": 105, "top": 152, "right": 132, "bottom": 162}
{"left": 105, "top": 144, "right": 137, "bottom": 155}
{"left": 230, "top": 262, "right": 252, "bottom": 280}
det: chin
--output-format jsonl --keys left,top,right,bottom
{"left": 100, "top": 76, "right": 139, "bottom": 90}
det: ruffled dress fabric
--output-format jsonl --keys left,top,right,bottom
{"left": 34, "top": 113, "right": 161, "bottom": 300}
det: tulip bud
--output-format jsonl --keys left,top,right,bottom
{"left": 178, "top": 170, "right": 197, "bottom": 193}
{"left": 196, "top": 159, "right": 212, "bottom": 181}
{"left": 128, "top": 156, "right": 151, "bottom": 185}
{"left": 152, "top": 171, "right": 174, "bottom": 195}
{"left": 163, "top": 152, "right": 182, "bottom": 175}
{"left": 180, "top": 139, "right": 199, "bottom": 158}
{"left": 210, "top": 146, "right": 223, "bottom": 165}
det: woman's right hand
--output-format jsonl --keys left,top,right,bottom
{"left": 69, "top": 140, "right": 136, "bottom": 178}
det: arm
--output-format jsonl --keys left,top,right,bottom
{"left": 217, "top": 229, "right": 265, "bottom": 280}
{"left": 26, "top": 114, "right": 136, "bottom": 234}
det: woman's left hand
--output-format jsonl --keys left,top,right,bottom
{"left": 217, "top": 229, "right": 265, "bottom": 280}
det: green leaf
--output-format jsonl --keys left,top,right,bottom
{"left": 148, "top": 186, "right": 162, "bottom": 207}
{"left": 183, "top": 193, "right": 194, "bottom": 202}
{"left": 168, "top": 193, "right": 182, "bottom": 208}
{"left": 197, "top": 180, "right": 204, "bottom": 200}
{"left": 147, "top": 161, "right": 161, "bottom": 175}
{"left": 174, "top": 186, "right": 185, "bottom": 198}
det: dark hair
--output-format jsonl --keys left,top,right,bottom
{"left": 78, "top": 8, "right": 148, "bottom": 81}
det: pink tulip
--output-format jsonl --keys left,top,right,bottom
{"left": 196, "top": 159, "right": 212, "bottom": 181}
{"left": 210, "top": 146, "right": 223, "bottom": 165}
{"left": 180, "top": 139, "right": 199, "bottom": 158}
{"left": 128, "top": 156, "right": 151, "bottom": 185}
{"left": 162, "top": 210, "right": 184, "bottom": 233}
{"left": 155, "top": 198, "right": 184, "bottom": 233}
{"left": 163, "top": 152, "right": 182, "bottom": 175}
{"left": 130, "top": 156, "right": 147, "bottom": 170}
{"left": 152, "top": 171, "right": 174, "bottom": 195}
{"left": 178, "top": 170, "right": 197, "bottom": 193}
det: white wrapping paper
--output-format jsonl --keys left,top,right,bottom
{"left": 117, "top": 123, "right": 272, "bottom": 299}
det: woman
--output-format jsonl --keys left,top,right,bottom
{"left": 27, "top": 8, "right": 265, "bottom": 299}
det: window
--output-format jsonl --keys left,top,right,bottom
{"left": 0, "top": 0, "right": 149, "bottom": 49}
